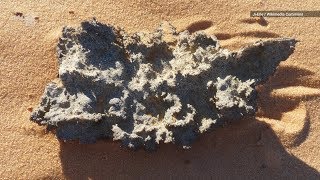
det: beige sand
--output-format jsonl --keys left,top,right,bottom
{"left": 0, "top": 0, "right": 319, "bottom": 179}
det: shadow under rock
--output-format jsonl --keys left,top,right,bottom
{"left": 59, "top": 117, "right": 320, "bottom": 179}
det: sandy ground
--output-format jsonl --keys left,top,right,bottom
{"left": 0, "top": 0, "right": 320, "bottom": 179}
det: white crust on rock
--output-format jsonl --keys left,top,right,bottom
{"left": 31, "top": 19, "right": 296, "bottom": 150}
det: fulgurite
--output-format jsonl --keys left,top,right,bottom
{"left": 30, "top": 19, "right": 296, "bottom": 150}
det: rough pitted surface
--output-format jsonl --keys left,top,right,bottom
{"left": 31, "top": 19, "right": 296, "bottom": 150}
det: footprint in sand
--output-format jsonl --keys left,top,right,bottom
{"left": 257, "top": 65, "right": 320, "bottom": 147}
{"left": 240, "top": 17, "right": 268, "bottom": 26}
{"left": 172, "top": 15, "right": 215, "bottom": 33}
{"left": 185, "top": 20, "right": 213, "bottom": 33}
{"left": 212, "top": 17, "right": 276, "bottom": 49}
{"left": 214, "top": 31, "right": 279, "bottom": 40}
{"left": 12, "top": 12, "right": 39, "bottom": 26}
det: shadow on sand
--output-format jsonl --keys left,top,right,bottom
{"left": 59, "top": 118, "right": 319, "bottom": 179}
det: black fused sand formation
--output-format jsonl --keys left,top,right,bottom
{"left": 31, "top": 19, "right": 296, "bottom": 150}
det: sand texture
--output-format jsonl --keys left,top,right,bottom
{"left": 0, "top": 0, "right": 319, "bottom": 179}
